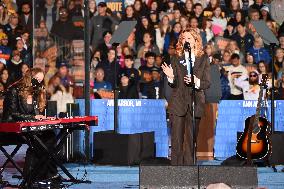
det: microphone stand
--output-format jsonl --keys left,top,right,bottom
{"left": 185, "top": 45, "right": 197, "bottom": 165}
{"left": 270, "top": 43, "right": 277, "bottom": 172}
{"left": 185, "top": 44, "right": 197, "bottom": 165}
{"left": 112, "top": 43, "right": 120, "bottom": 134}
{"left": 270, "top": 43, "right": 276, "bottom": 134}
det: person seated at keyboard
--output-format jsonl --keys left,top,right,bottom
{"left": 1, "top": 68, "right": 59, "bottom": 184}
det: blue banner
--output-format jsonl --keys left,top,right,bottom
{"left": 215, "top": 100, "right": 284, "bottom": 158}
{"left": 76, "top": 99, "right": 284, "bottom": 160}
{"left": 76, "top": 99, "right": 168, "bottom": 158}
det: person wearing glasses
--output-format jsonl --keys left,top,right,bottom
{"left": 234, "top": 70, "right": 261, "bottom": 100}
{"left": 50, "top": 7, "right": 82, "bottom": 40}
{"left": 4, "top": 13, "right": 23, "bottom": 48}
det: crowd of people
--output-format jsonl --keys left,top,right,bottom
{"left": 0, "top": 0, "right": 34, "bottom": 117}
{"left": 88, "top": 0, "right": 284, "bottom": 101}
{"left": 1, "top": 0, "right": 284, "bottom": 118}
{"left": 87, "top": 0, "right": 284, "bottom": 101}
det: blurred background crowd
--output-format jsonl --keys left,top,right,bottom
{"left": 0, "top": 0, "right": 284, "bottom": 117}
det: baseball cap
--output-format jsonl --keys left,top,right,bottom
{"left": 250, "top": 70, "right": 259, "bottom": 75}
{"left": 59, "top": 61, "right": 69, "bottom": 68}
{"left": 98, "top": 2, "right": 107, "bottom": 7}
{"left": 0, "top": 32, "right": 7, "bottom": 40}
{"left": 151, "top": 66, "right": 161, "bottom": 73}
{"left": 120, "top": 72, "right": 129, "bottom": 78}
{"left": 260, "top": 6, "right": 269, "bottom": 13}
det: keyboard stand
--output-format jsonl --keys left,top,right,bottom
{"left": 0, "top": 144, "right": 23, "bottom": 176}
{"left": 19, "top": 125, "right": 91, "bottom": 187}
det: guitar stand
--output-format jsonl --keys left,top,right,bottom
{"left": 19, "top": 126, "right": 91, "bottom": 188}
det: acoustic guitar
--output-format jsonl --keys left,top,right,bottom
{"left": 236, "top": 74, "right": 271, "bottom": 161}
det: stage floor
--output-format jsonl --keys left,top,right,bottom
{"left": 1, "top": 163, "right": 284, "bottom": 188}
{"left": 1, "top": 146, "right": 284, "bottom": 188}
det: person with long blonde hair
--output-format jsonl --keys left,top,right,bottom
{"left": 161, "top": 28, "right": 210, "bottom": 165}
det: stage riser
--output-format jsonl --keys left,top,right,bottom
{"left": 93, "top": 132, "right": 155, "bottom": 165}
{"left": 269, "top": 132, "right": 284, "bottom": 165}
{"left": 140, "top": 166, "right": 258, "bottom": 189}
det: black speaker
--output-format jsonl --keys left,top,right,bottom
{"left": 66, "top": 103, "right": 79, "bottom": 117}
{"left": 93, "top": 132, "right": 155, "bottom": 165}
{"left": 46, "top": 101, "right": 57, "bottom": 117}
{"left": 140, "top": 166, "right": 198, "bottom": 188}
{"left": 269, "top": 131, "right": 284, "bottom": 165}
{"left": 68, "top": 103, "right": 85, "bottom": 162}
{"left": 140, "top": 165, "right": 258, "bottom": 189}
{"left": 140, "top": 131, "right": 155, "bottom": 160}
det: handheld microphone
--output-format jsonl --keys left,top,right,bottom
{"left": 184, "top": 42, "right": 192, "bottom": 76}
{"left": 184, "top": 42, "right": 191, "bottom": 52}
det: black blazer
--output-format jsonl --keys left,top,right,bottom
{"left": 1, "top": 84, "right": 37, "bottom": 122}
{"left": 19, "top": 14, "right": 33, "bottom": 33}
{"left": 35, "top": 6, "right": 57, "bottom": 27}
{"left": 118, "top": 84, "right": 139, "bottom": 99}
{"left": 168, "top": 54, "right": 210, "bottom": 117}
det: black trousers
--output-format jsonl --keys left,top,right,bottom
{"left": 23, "top": 131, "right": 58, "bottom": 182}
{"left": 170, "top": 109, "right": 201, "bottom": 166}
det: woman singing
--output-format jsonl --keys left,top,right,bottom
{"left": 161, "top": 28, "right": 210, "bottom": 165}
{"left": 1, "top": 68, "right": 58, "bottom": 183}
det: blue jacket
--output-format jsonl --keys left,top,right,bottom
{"left": 163, "top": 32, "right": 179, "bottom": 54}
{"left": 248, "top": 47, "right": 271, "bottom": 64}
{"left": 200, "top": 31, "right": 207, "bottom": 46}
{"left": 220, "top": 73, "right": 231, "bottom": 100}
{"left": 0, "top": 46, "right": 12, "bottom": 61}
{"left": 232, "top": 33, "right": 254, "bottom": 53}
{"left": 94, "top": 81, "right": 112, "bottom": 91}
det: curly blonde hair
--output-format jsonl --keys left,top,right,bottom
{"left": 176, "top": 28, "right": 204, "bottom": 58}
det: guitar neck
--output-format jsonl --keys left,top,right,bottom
{"left": 254, "top": 86, "right": 265, "bottom": 125}
{"left": 254, "top": 74, "right": 268, "bottom": 126}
